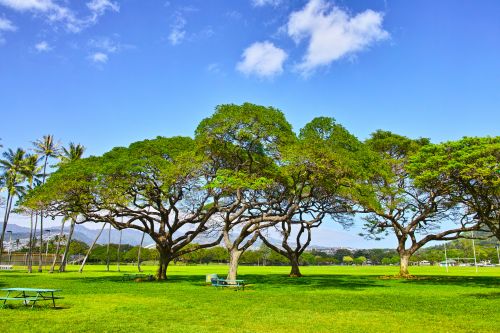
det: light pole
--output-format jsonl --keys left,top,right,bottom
{"left": 7, "top": 231, "right": 12, "bottom": 265}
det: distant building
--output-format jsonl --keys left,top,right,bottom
{"left": 439, "top": 259, "right": 457, "bottom": 266}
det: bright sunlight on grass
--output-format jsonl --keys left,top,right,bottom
{"left": 1, "top": 265, "right": 499, "bottom": 333}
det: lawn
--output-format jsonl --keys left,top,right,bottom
{"left": 0, "top": 264, "right": 499, "bottom": 333}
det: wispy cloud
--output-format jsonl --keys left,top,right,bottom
{"left": 35, "top": 40, "right": 52, "bottom": 52}
{"left": 237, "top": 41, "right": 287, "bottom": 78}
{"left": 0, "top": 0, "right": 119, "bottom": 33}
{"left": 251, "top": 0, "right": 283, "bottom": 7}
{"left": 0, "top": 16, "right": 16, "bottom": 44}
{"left": 87, "top": 35, "right": 132, "bottom": 65}
{"left": 0, "top": 16, "right": 16, "bottom": 31}
{"left": 287, "top": 0, "right": 389, "bottom": 74}
{"left": 89, "top": 52, "right": 108, "bottom": 64}
{"left": 168, "top": 12, "right": 186, "bottom": 45}
{"left": 87, "top": 0, "right": 119, "bottom": 16}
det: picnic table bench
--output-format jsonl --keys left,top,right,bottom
{"left": 0, "top": 288, "right": 63, "bottom": 308}
{"left": 210, "top": 277, "right": 246, "bottom": 290}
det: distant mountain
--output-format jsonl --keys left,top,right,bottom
{"left": 0, "top": 222, "right": 152, "bottom": 246}
{"left": 1, "top": 223, "right": 319, "bottom": 249}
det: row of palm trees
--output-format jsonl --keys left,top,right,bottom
{"left": 0, "top": 136, "right": 85, "bottom": 273}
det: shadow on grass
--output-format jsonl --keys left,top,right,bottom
{"left": 58, "top": 273, "right": 386, "bottom": 291}
{"left": 466, "top": 291, "right": 500, "bottom": 299}
{"left": 401, "top": 275, "right": 500, "bottom": 289}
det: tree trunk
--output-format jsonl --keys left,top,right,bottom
{"left": 38, "top": 155, "right": 49, "bottom": 273}
{"left": 79, "top": 224, "right": 106, "bottom": 273}
{"left": 38, "top": 214, "right": 43, "bottom": 272}
{"left": 0, "top": 192, "right": 12, "bottom": 264}
{"left": 398, "top": 252, "right": 412, "bottom": 278}
{"left": 288, "top": 253, "right": 302, "bottom": 277}
{"left": 49, "top": 220, "right": 66, "bottom": 273}
{"left": 59, "top": 220, "right": 75, "bottom": 272}
{"left": 156, "top": 246, "right": 171, "bottom": 280}
{"left": 227, "top": 249, "right": 242, "bottom": 281}
{"left": 27, "top": 212, "right": 34, "bottom": 273}
{"left": 137, "top": 232, "right": 145, "bottom": 273}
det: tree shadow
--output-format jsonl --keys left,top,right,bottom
{"left": 401, "top": 275, "right": 500, "bottom": 288}
{"left": 159, "top": 273, "right": 387, "bottom": 291}
{"left": 466, "top": 291, "right": 500, "bottom": 299}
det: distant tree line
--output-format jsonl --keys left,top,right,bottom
{"left": 3, "top": 103, "right": 497, "bottom": 280}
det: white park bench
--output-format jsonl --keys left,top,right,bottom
{"left": 0, "top": 265, "right": 13, "bottom": 270}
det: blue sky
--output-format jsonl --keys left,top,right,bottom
{"left": 1, "top": 0, "right": 499, "bottom": 248}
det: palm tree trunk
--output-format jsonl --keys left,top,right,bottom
{"left": 137, "top": 232, "right": 145, "bottom": 272}
{"left": 31, "top": 212, "right": 39, "bottom": 271}
{"left": 0, "top": 191, "right": 12, "bottom": 264}
{"left": 59, "top": 219, "right": 75, "bottom": 272}
{"left": 38, "top": 155, "right": 49, "bottom": 273}
{"left": 79, "top": 224, "right": 106, "bottom": 273}
{"left": 38, "top": 213, "right": 43, "bottom": 272}
{"left": 106, "top": 224, "right": 111, "bottom": 271}
{"left": 49, "top": 220, "right": 66, "bottom": 273}
{"left": 27, "top": 211, "right": 34, "bottom": 273}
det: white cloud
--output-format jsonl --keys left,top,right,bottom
{"left": 287, "top": 0, "right": 389, "bottom": 73}
{"left": 89, "top": 52, "right": 108, "bottom": 63}
{"left": 0, "top": 0, "right": 119, "bottom": 33}
{"left": 0, "top": 16, "right": 16, "bottom": 45}
{"left": 87, "top": 0, "right": 119, "bottom": 16}
{"left": 206, "top": 62, "right": 224, "bottom": 76}
{"left": 0, "top": 16, "right": 16, "bottom": 31}
{"left": 88, "top": 36, "right": 124, "bottom": 53}
{"left": 252, "top": 0, "right": 282, "bottom": 7}
{"left": 168, "top": 13, "right": 186, "bottom": 45}
{"left": 237, "top": 41, "right": 287, "bottom": 78}
{"left": 35, "top": 40, "right": 51, "bottom": 52}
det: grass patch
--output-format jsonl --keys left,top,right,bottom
{"left": 0, "top": 265, "right": 499, "bottom": 332}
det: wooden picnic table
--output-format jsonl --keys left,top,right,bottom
{"left": 0, "top": 288, "right": 63, "bottom": 308}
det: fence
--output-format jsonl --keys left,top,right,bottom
{"left": 0, "top": 252, "right": 62, "bottom": 266}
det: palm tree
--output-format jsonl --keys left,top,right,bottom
{"left": 23, "top": 154, "right": 41, "bottom": 273}
{"left": 59, "top": 143, "right": 85, "bottom": 164}
{"left": 52, "top": 143, "right": 85, "bottom": 273}
{"left": 33, "top": 135, "right": 60, "bottom": 272}
{"left": 0, "top": 148, "right": 27, "bottom": 263}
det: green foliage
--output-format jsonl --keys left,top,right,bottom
{"left": 353, "top": 256, "right": 367, "bottom": 265}
{"left": 410, "top": 136, "right": 500, "bottom": 239}
{"left": 342, "top": 256, "right": 354, "bottom": 264}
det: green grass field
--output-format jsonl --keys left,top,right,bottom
{"left": 0, "top": 264, "right": 499, "bottom": 332}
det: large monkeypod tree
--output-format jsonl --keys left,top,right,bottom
{"left": 258, "top": 117, "right": 374, "bottom": 277}
{"left": 23, "top": 136, "right": 221, "bottom": 280}
{"left": 195, "top": 103, "right": 297, "bottom": 281}
{"left": 357, "top": 131, "right": 481, "bottom": 277}
{"left": 409, "top": 136, "right": 500, "bottom": 240}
